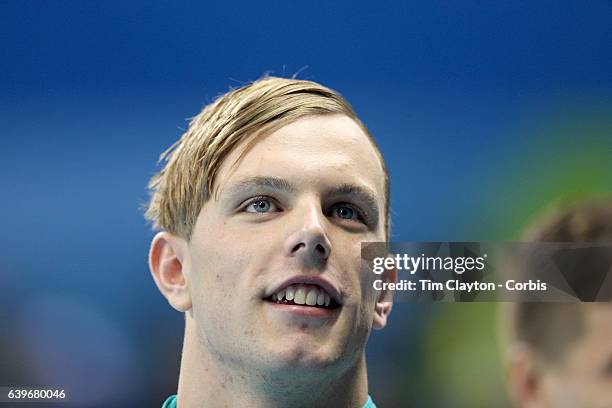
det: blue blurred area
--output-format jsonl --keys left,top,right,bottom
{"left": 1, "top": 1, "right": 611, "bottom": 406}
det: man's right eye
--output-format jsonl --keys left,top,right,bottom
{"left": 243, "top": 197, "right": 280, "bottom": 213}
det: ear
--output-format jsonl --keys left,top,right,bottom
{"left": 149, "top": 231, "right": 192, "bottom": 312}
{"left": 506, "top": 343, "right": 547, "bottom": 408}
{"left": 372, "top": 254, "right": 397, "bottom": 330}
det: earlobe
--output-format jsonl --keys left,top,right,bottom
{"left": 506, "top": 343, "right": 545, "bottom": 408}
{"left": 149, "top": 232, "right": 192, "bottom": 312}
{"left": 372, "top": 257, "right": 397, "bottom": 330}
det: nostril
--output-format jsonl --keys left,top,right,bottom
{"left": 291, "top": 243, "right": 306, "bottom": 253}
{"left": 315, "top": 243, "right": 327, "bottom": 257}
{"left": 290, "top": 242, "right": 328, "bottom": 259}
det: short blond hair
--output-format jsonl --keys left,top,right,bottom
{"left": 145, "top": 76, "right": 390, "bottom": 240}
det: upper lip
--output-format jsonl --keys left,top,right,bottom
{"left": 265, "top": 275, "right": 342, "bottom": 305}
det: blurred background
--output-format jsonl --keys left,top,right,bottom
{"left": 1, "top": 1, "right": 611, "bottom": 407}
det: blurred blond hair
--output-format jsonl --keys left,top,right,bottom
{"left": 503, "top": 197, "right": 612, "bottom": 362}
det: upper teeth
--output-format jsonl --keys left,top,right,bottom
{"left": 272, "top": 284, "right": 331, "bottom": 307}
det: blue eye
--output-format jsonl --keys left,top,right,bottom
{"left": 332, "top": 204, "right": 361, "bottom": 221}
{"left": 245, "top": 198, "right": 278, "bottom": 213}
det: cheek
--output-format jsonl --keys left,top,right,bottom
{"left": 188, "top": 241, "right": 255, "bottom": 334}
{"left": 340, "top": 240, "right": 378, "bottom": 325}
{"left": 190, "top": 224, "right": 276, "bottom": 302}
{"left": 196, "top": 244, "right": 250, "bottom": 284}
{"left": 188, "top": 235, "right": 245, "bottom": 301}
{"left": 335, "top": 238, "right": 379, "bottom": 306}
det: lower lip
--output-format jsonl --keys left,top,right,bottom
{"left": 264, "top": 301, "right": 339, "bottom": 318}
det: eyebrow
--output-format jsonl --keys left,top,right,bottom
{"left": 223, "top": 176, "right": 297, "bottom": 201}
{"left": 329, "top": 183, "right": 380, "bottom": 220}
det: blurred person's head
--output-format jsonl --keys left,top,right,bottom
{"left": 504, "top": 199, "right": 612, "bottom": 408}
{"left": 145, "top": 76, "right": 394, "bottom": 407}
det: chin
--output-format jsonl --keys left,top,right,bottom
{"left": 268, "top": 340, "right": 343, "bottom": 370}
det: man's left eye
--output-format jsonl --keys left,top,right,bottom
{"left": 331, "top": 204, "right": 362, "bottom": 221}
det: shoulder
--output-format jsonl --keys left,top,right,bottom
{"left": 161, "top": 394, "right": 177, "bottom": 408}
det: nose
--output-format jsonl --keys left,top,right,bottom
{"left": 283, "top": 201, "right": 332, "bottom": 267}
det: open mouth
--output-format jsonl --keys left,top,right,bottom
{"left": 264, "top": 284, "right": 341, "bottom": 310}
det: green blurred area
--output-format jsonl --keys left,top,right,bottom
{"left": 418, "top": 112, "right": 611, "bottom": 407}
{"left": 424, "top": 303, "right": 510, "bottom": 407}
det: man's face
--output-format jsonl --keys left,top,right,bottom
{"left": 183, "top": 114, "right": 388, "bottom": 376}
{"left": 539, "top": 304, "right": 612, "bottom": 408}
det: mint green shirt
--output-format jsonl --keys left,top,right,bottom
{"left": 162, "top": 394, "right": 377, "bottom": 408}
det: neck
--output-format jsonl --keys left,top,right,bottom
{"left": 176, "top": 313, "right": 369, "bottom": 408}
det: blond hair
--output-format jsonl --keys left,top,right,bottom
{"left": 145, "top": 76, "right": 390, "bottom": 240}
